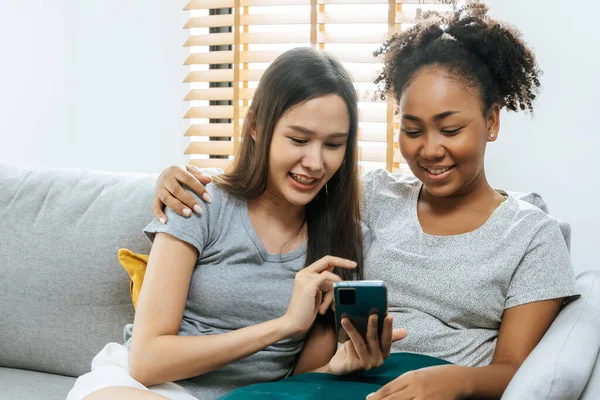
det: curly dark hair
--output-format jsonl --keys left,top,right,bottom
{"left": 374, "top": 4, "right": 541, "bottom": 113}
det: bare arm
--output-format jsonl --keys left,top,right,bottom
{"left": 369, "top": 298, "right": 563, "bottom": 399}
{"left": 293, "top": 323, "right": 337, "bottom": 375}
{"left": 129, "top": 233, "right": 292, "bottom": 386}
{"left": 459, "top": 297, "right": 564, "bottom": 398}
{"left": 129, "top": 235, "right": 356, "bottom": 387}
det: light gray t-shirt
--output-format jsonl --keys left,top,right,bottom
{"left": 129, "top": 183, "right": 307, "bottom": 399}
{"left": 361, "top": 169, "right": 578, "bottom": 367}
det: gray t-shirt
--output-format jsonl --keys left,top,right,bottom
{"left": 131, "top": 183, "right": 307, "bottom": 399}
{"left": 361, "top": 169, "right": 578, "bottom": 367}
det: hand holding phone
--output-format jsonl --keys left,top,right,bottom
{"left": 327, "top": 282, "right": 407, "bottom": 376}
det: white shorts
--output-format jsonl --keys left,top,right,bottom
{"left": 67, "top": 342, "right": 198, "bottom": 400}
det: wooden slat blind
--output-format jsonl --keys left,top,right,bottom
{"left": 183, "top": 0, "right": 463, "bottom": 172}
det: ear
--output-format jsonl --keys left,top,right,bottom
{"left": 486, "top": 104, "right": 501, "bottom": 142}
{"left": 246, "top": 111, "right": 258, "bottom": 142}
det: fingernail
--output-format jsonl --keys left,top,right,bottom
{"left": 183, "top": 208, "right": 192, "bottom": 216}
{"left": 159, "top": 217, "right": 166, "bottom": 224}
{"left": 202, "top": 192, "right": 212, "bottom": 203}
{"left": 366, "top": 394, "right": 375, "bottom": 399}
{"left": 193, "top": 204, "right": 203, "bottom": 214}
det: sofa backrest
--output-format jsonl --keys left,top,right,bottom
{"left": 0, "top": 164, "right": 573, "bottom": 378}
{"left": 0, "top": 164, "right": 156, "bottom": 377}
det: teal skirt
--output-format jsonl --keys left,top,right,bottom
{"left": 219, "top": 353, "right": 451, "bottom": 399}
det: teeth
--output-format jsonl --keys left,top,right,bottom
{"left": 426, "top": 166, "right": 451, "bottom": 175}
{"left": 291, "top": 173, "right": 316, "bottom": 185}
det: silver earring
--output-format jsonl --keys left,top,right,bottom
{"left": 490, "top": 134, "right": 495, "bottom": 138}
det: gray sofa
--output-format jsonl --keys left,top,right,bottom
{"left": 0, "top": 163, "right": 598, "bottom": 400}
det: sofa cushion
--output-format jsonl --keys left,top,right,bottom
{"left": 0, "top": 367, "right": 76, "bottom": 400}
{"left": 0, "top": 164, "right": 157, "bottom": 377}
{"left": 501, "top": 270, "right": 600, "bottom": 400}
{"left": 581, "top": 353, "right": 600, "bottom": 400}
{"left": 118, "top": 248, "right": 149, "bottom": 309}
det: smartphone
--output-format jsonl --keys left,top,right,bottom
{"left": 333, "top": 280, "right": 388, "bottom": 343}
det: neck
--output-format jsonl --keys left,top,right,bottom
{"left": 420, "top": 168, "right": 500, "bottom": 212}
{"left": 247, "top": 189, "right": 305, "bottom": 227}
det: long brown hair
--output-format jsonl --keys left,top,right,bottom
{"left": 215, "top": 47, "right": 363, "bottom": 286}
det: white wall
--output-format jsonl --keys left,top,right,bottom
{"left": 0, "top": 0, "right": 188, "bottom": 173}
{"left": 0, "top": 1, "right": 68, "bottom": 168}
{"left": 485, "top": 0, "right": 600, "bottom": 273}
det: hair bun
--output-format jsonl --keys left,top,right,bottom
{"left": 374, "top": 1, "right": 541, "bottom": 113}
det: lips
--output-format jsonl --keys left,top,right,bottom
{"left": 419, "top": 164, "right": 456, "bottom": 182}
{"left": 289, "top": 172, "right": 320, "bottom": 185}
{"left": 422, "top": 165, "right": 454, "bottom": 175}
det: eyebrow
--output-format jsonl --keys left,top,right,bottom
{"left": 288, "top": 125, "right": 349, "bottom": 138}
{"left": 402, "top": 110, "right": 460, "bottom": 122}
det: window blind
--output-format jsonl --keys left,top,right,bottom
{"left": 183, "top": 0, "right": 468, "bottom": 173}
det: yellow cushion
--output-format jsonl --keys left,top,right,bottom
{"left": 118, "top": 248, "right": 149, "bottom": 310}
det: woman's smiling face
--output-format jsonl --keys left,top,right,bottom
{"left": 265, "top": 94, "right": 350, "bottom": 206}
{"left": 398, "top": 66, "right": 500, "bottom": 198}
